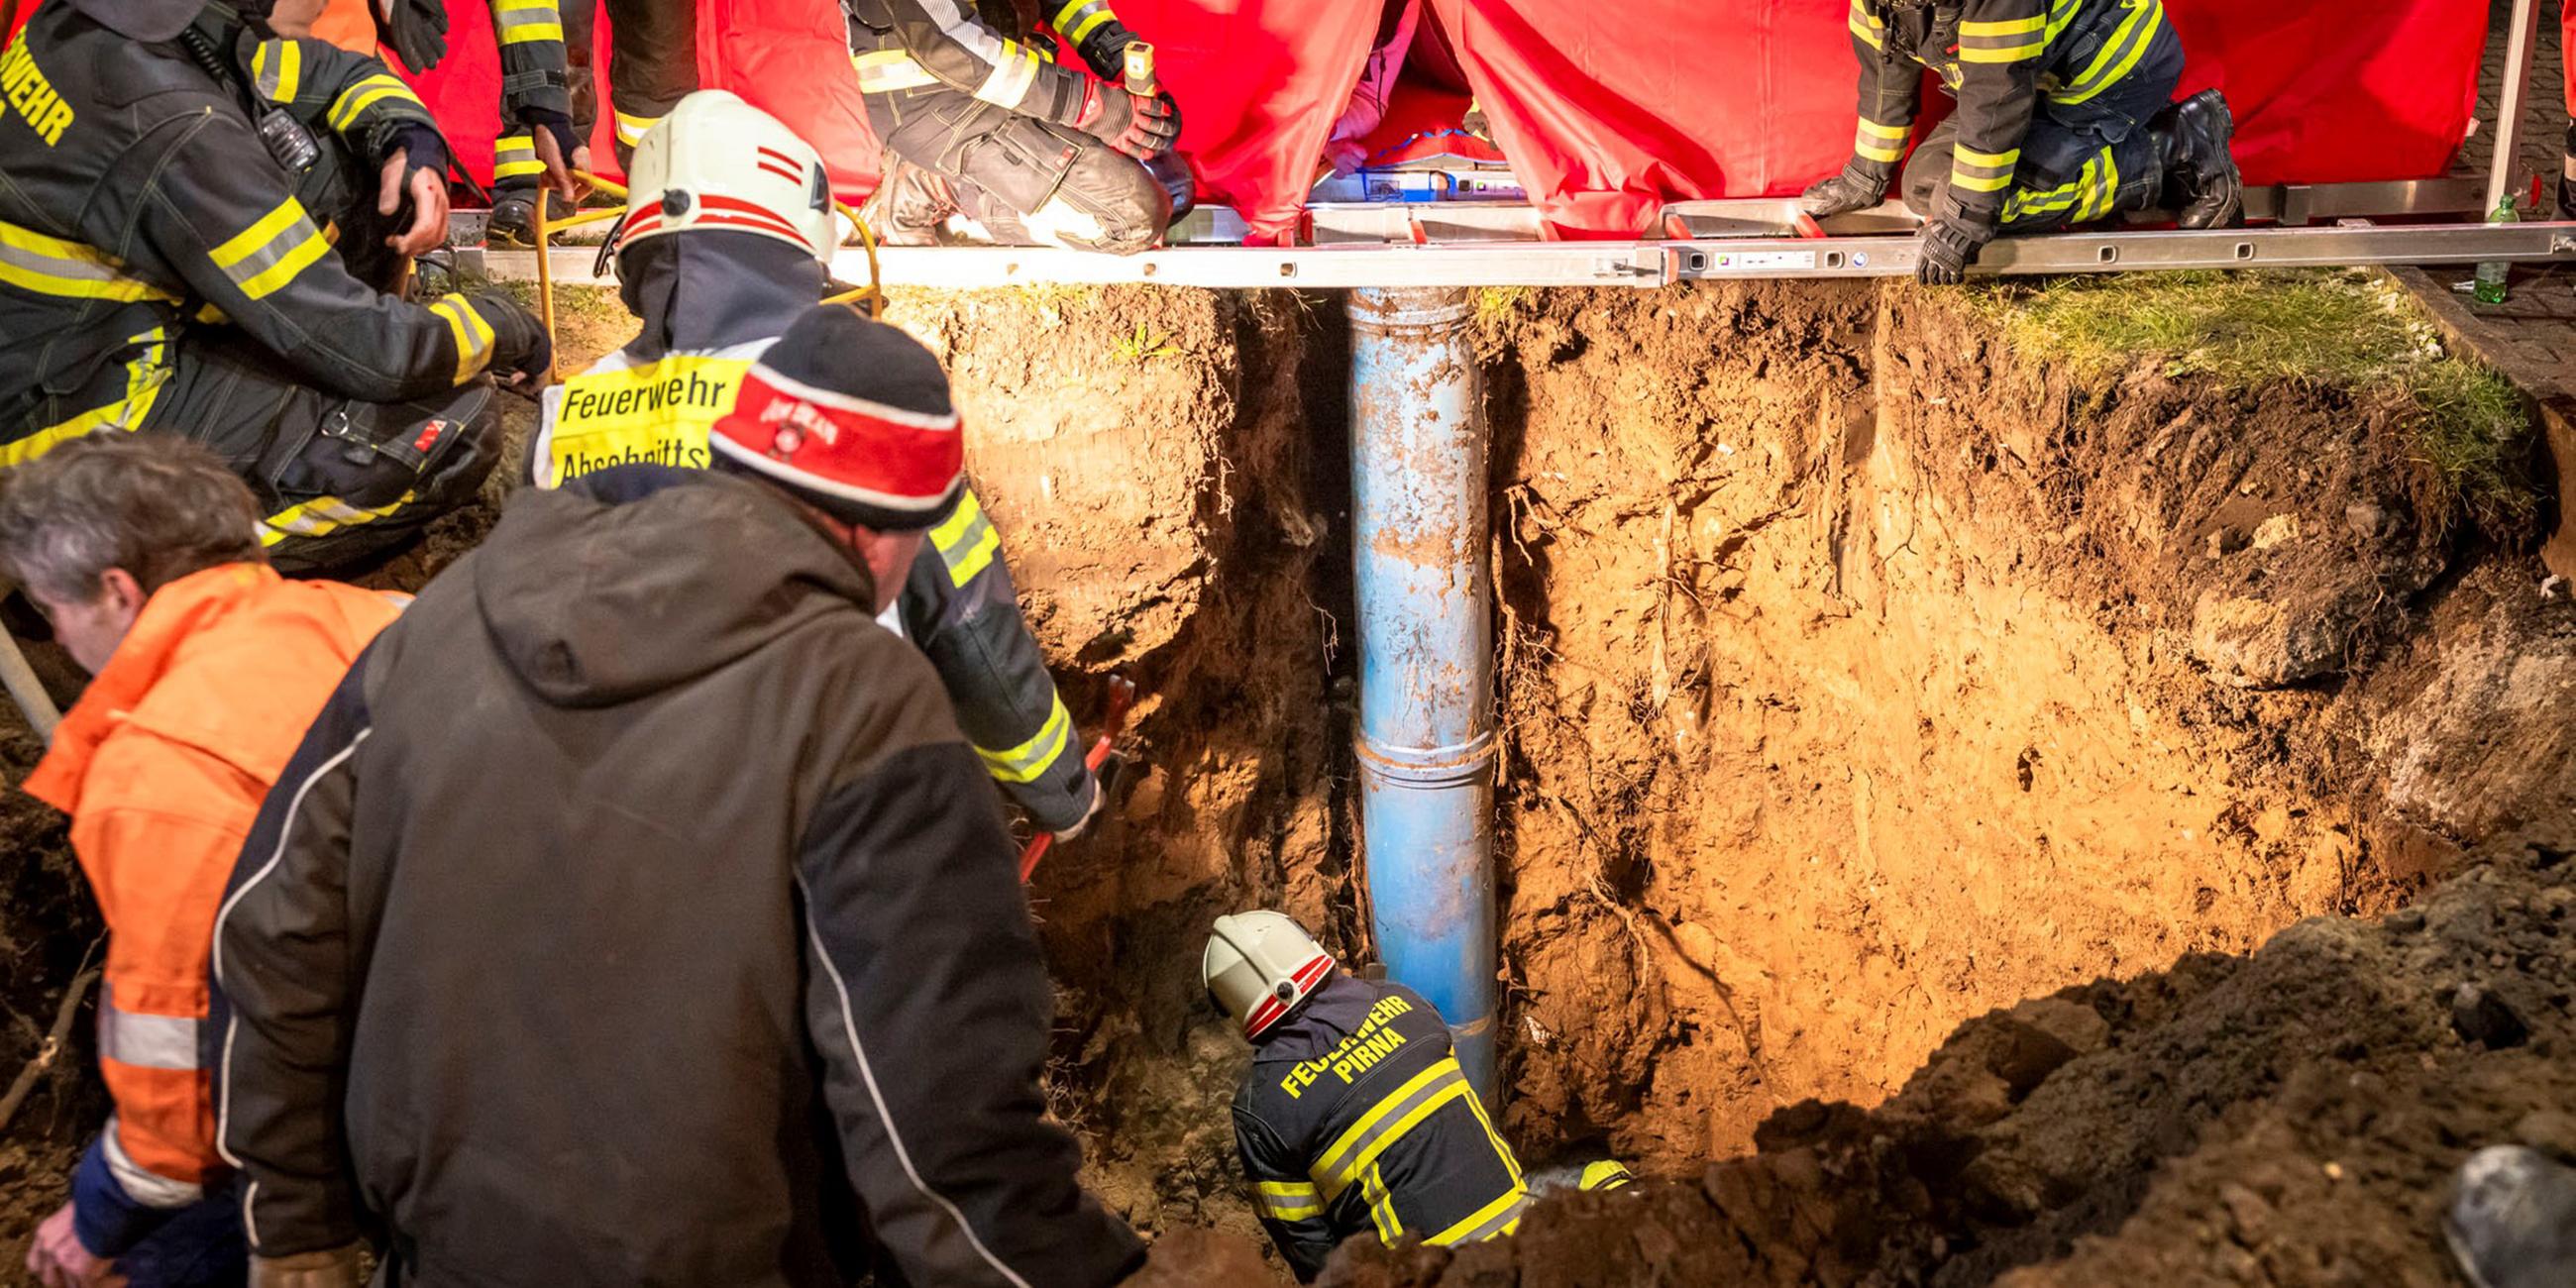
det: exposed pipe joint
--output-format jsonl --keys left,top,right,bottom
{"left": 1347, "top": 285, "right": 1499, "bottom": 1107}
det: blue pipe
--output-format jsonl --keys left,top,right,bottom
{"left": 1347, "top": 286, "right": 1498, "bottom": 1107}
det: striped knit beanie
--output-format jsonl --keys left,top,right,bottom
{"left": 708, "top": 305, "right": 965, "bottom": 532}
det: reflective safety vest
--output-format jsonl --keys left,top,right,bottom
{"left": 532, "top": 341, "right": 767, "bottom": 489}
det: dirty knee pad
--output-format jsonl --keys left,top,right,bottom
{"left": 1019, "top": 146, "right": 1171, "bottom": 255}
{"left": 260, "top": 380, "right": 503, "bottom": 573}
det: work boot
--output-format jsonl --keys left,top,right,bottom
{"left": 860, "top": 151, "right": 961, "bottom": 247}
{"left": 485, "top": 192, "right": 575, "bottom": 248}
{"left": 2558, "top": 126, "right": 2575, "bottom": 219}
{"left": 2151, "top": 89, "right": 2242, "bottom": 230}
{"left": 2445, "top": 1145, "right": 2576, "bottom": 1288}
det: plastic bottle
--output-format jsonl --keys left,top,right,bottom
{"left": 2473, "top": 193, "right": 2518, "bottom": 305}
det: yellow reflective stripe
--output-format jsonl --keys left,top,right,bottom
{"left": 1065, "top": 9, "right": 1116, "bottom": 45}
{"left": 1312, "top": 1058, "right": 1470, "bottom": 1198}
{"left": 252, "top": 39, "right": 301, "bottom": 102}
{"left": 210, "top": 198, "right": 329, "bottom": 300}
{"left": 977, "top": 694, "right": 1072, "bottom": 783}
{"left": 1361, "top": 1166, "right": 1401, "bottom": 1241}
{"left": 261, "top": 489, "right": 417, "bottom": 547}
{"left": 1958, "top": 14, "right": 2044, "bottom": 35}
{"left": 853, "top": 50, "right": 939, "bottom": 92}
{"left": 492, "top": 0, "right": 564, "bottom": 44}
{"left": 493, "top": 133, "right": 544, "bottom": 179}
{"left": 327, "top": 73, "right": 421, "bottom": 131}
{"left": 1457, "top": 1066, "right": 1523, "bottom": 1189}
{"left": 427, "top": 293, "right": 494, "bottom": 383}
{"left": 0, "top": 328, "right": 169, "bottom": 468}
{"left": 615, "top": 110, "right": 660, "bottom": 147}
{"left": 1427, "top": 1186, "right": 1529, "bottom": 1247}
{"left": 1952, "top": 144, "right": 2019, "bottom": 193}
{"left": 1960, "top": 41, "right": 2044, "bottom": 62}
{"left": 928, "top": 487, "right": 1003, "bottom": 587}
{"left": 0, "top": 220, "right": 174, "bottom": 303}
{"left": 1847, "top": 0, "right": 1883, "bottom": 49}
{"left": 1856, "top": 115, "right": 1908, "bottom": 162}
{"left": 973, "top": 42, "right": 1042, "bottom": 107}
{"left": 2055, "top": 0, "right": 2161, "bottom": 104}
{"left": 1579, "top": 1160, "right": 1636, "bottom": 1191}
{"left": 1254, "top": 1180, "right": 1324, "bottom": 1222}
{"left": 2046, "top": 0, "right": 2083, "bottom": 41}
{"left": 2077, "top": 150, "right": 2120, "bottom": 220}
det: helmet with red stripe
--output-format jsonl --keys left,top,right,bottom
{"left": 618, "top": 90, "right": 837, "bottom": 263}
{"left": 1205, "top": 911, "right": 1336, "bottom": 1040}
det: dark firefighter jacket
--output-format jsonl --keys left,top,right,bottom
{"left": 845, "top": 0, "right": 1144, "bottom": 120}
{"left": 1842, "top": 0, "right": 2169, "bottom": 215}
{"left": 0, "top": 2, "right": 535, "bottom": 465}
{"left": 1234, "top": 973, "right": 1529, "bottom": 1281}
{"left": 523, "top": 232, "right": 1099, "bottom": 831}
{"left": 208, "top": 467, "right": 1144, "bottom": 1287}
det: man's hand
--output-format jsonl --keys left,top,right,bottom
{"left": 1074, "top": 83, "right": 1179, "bottom": 161}
{"left": 377, "top": 150, "right": 451, "bottom": 257}
{"left": 1052, "top": 774, "right": 1108, "bottom": 844}
{"left": 525, "top": 113, "right": 590, "bottom": 206}
{"left": 26, "top": 1203, "right": 122, "bottom": 1288}
{"left": 1917, "top": 203, "right": 1994, "bottom": 285}
{"left": 1799, "top": 163, "right": 1889, "bottom": 220}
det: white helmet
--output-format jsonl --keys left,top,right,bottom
{"left": 1204, "top": 911, "right": 1335, "bottom": 1039}
{"left": 619, "top": 90, "right": 835, "bottom": 262}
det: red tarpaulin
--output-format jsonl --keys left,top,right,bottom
{"left": 387, "top": 0, "right": 2485, "bottom": 241}
{"left": 1424, "top": 0, "right": 2487, "bottom": 236}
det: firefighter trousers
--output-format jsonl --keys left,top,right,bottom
{"left": 865, "top": 88, "right": 1169, "bottom": 255}
{"left": 136, "top": 330, "right": 502, "bottom": 573}
{"left": 1902, "top": 17, "right": 2184, "bottom": 233}
{"left": 494, "top": 0, "right": 699, "bottom": 195}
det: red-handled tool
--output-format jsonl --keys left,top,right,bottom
{"left": 1020, "top": 675, "right": 1136, "bottom": 882}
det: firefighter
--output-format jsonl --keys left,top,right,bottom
{"left": 525, "top": 90, "right": 1106, "bottom": 840}
{"left": 2, "top": 434, "right": 404, "bottom": 1288}
{"left": 211, "top": 305, "right": 1149, "bottom": 1287}
{"left": 845, "top": 0, "right": 1184, "bottom": 254}
{"left": 0, "top": 0, "right": 550, "bottom": 572}
{"left": 1215, "top": 912, "right": 1549, "bottom": 1281}
{"left": 1799, "top": 0, "right": 2244, "bottom": 284}
{"left": 481, "top": 0, "right": 699, "bottom": 247}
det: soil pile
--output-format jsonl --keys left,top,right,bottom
{"left": 1321, "top": 830, "right": 2576, "bottom": 1287}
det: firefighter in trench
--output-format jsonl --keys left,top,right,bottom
{"left": 845, "top": 0, "right": 1185, "bottom": 254}
{"left": 1800, "top": 0, "right": 2245, "bottom": 284}
{"left": 1212, "top": 912, "right": 1635, "bottom": 1280}
{"left": 0, "top": 0, "right": 549, "bottom": 572}
{"left": 526, "top": 90, "right": 1107, "bottom": 840}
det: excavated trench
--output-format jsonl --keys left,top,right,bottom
{"left": 0, "top": 276, "right": 2570, "bottom": 1284}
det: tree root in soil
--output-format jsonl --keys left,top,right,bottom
{"left": 0, "top": 966, "right": 97, "bottom": 1134}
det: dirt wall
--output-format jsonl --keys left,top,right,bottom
{"left": 1477, "top": 282, "right": 2575, "bottom": 1179}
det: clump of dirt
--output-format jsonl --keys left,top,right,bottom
{"left": 1320, "top": 830, "right": 2576, "bottom": 1287}
{"left": 1474, "top": 277, "right": 2574, "bottom": 1182}
{"left": 0, "top": 716, "right": 102, "bottom": 1255}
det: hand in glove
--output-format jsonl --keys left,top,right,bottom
{"left": 1799, "top": 163, "right": 1888, "bottom": 220}
{"left": 1916, "top": 203, "right": 1995, "bottom": 285}
{"left": 473, "top": 291, "right": 555, "bottom": 388}
{"left": 377, "top": 124, "right": 452, "bottom": 257}
{"left": 1051, "top": 765, "right": 1111, "bottom": 844}
{"left": 373, "top": 0, "right": 450, "bottom": 73}
{"left": 1074, "top": 83, "right": 1180, "bottom": 161}
{"left": 519, "top": 108, "right": 591, "bottom": 206}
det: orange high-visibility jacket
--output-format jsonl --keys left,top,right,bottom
{"left": 24, "top": 564, "right": 399, "bottom": 1221}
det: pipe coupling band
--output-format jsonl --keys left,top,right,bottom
{"left": 1347, "top": 286, "right": 1474, "bottom": 333}
{"left": 1356, "top": 730, "right": 1496, "bottom": 789}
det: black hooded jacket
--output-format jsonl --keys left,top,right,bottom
{"left": 208, "top": 468, "right": 1143, "bottom": 1286}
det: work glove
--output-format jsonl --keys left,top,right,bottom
{"left": 1074, "top": 82, "right": 1180, "bottom": 161}
{"left": 377, "top": 123, "right": 452, "bottom": 257}
{"left": 373, "top": 0, "right": 450, "bottom": 72}
{"left": 250, "top": 1243, "right": 364, "bottom": 1288}
{"left": 1916, "top": 197, "right": 1994, "bottom": 285}
{"left": 516, "top": 107, "right": 591, "bottom": 206}
{"left": 1798, "top": 162, "right": 1889, "bottom": 220}
{"left": 472, "top": 291, "right": 555, "bottom": 388}
{"left": 1051, "top": 767, "right": 1111, "bottom": 844}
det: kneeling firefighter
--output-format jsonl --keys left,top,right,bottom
{"left": 527, "top": 91, "right": 1107, "bottom": 838}
{"left": 0, "top": 0, "right": 550, "bottom": 571}
{"left": 1800, "top": 0, "right": 2244, "bottom": 284}
{"left": 1212, "top": 912, "right": 1628, "bottom": 1281}
{"left": 843, "top": 0, "right": 1185, "bottom": 254}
